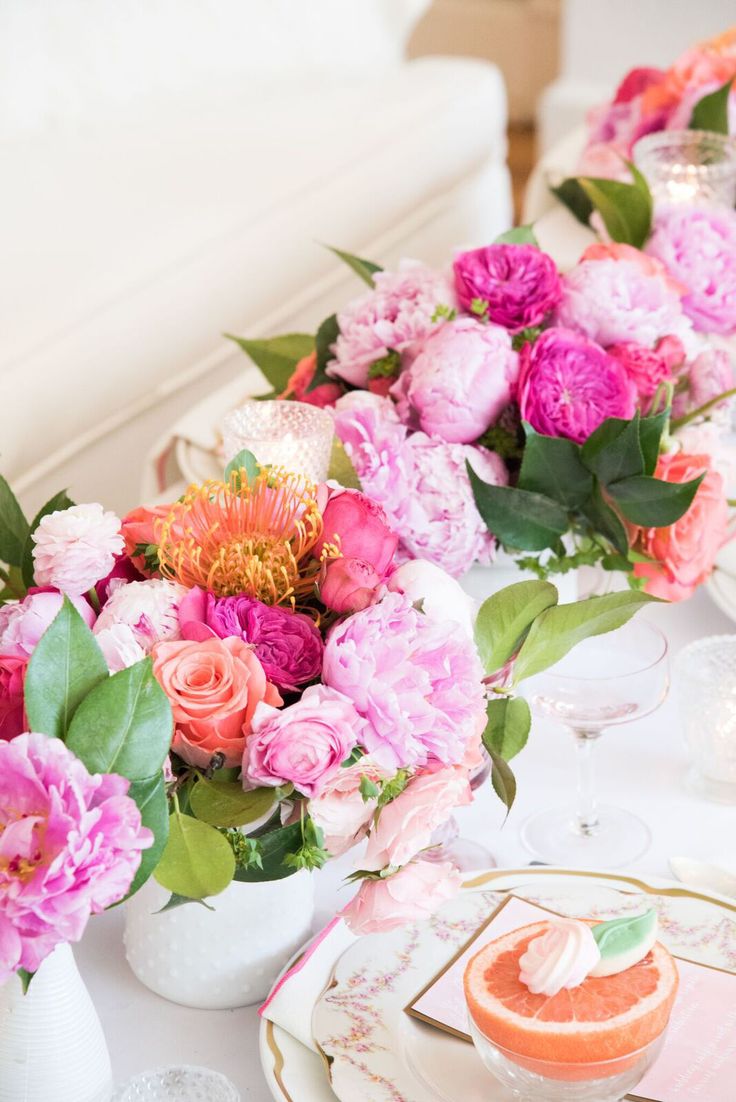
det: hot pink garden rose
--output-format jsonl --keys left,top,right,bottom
{"left": 518, "top": 328, "right": 636, "bottom": 443}
{"left": 340, "top": 859, "right": 461, "bottom": 935}
{"left": 308, "top": 756, "right": 387, "bottom": 857}
{"left": 362, "top": 768, "right": 471, "bottom": 871}
{"left": 0, "top": 653, "right": 27, "bottom": 742}
{"left": 453, "top": 243, "right": 562, "bottom": 332}
{"left": 0, "top": 589, "right": 95, "bottom": 657}
{"left": 32, "top": 503, "right": 124, "bottom": 595}
{"left": 0, "top": 732, "right": 152, "bottom": 981}
{"left": 315, "top": 488, "right": 397, "bottom": 574}
{"left": 633, "top": 452, "right": 729, "bottom": 600}
{"left": 244, "top": 685, "right": 361, "bottom": 798}
{"left": 152, "top": 636, "right": 282, "bottom": 768}
{"left": 319, "top": 557, "right": 381, "bottom": 614}
{"left": 391, "top": 317, "right": 518, "bottom": 444}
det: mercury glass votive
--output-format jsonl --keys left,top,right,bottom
{"left": 633, "top": 129, "right": 736, "bottom": 208}
{"left": 221, "top": 399, "right": 334, "bottom": 482}
{"left": 675, "top": 635, "right": 736, "bottom": 803}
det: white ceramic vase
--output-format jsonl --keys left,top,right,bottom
{"left": 0, "top": 943, "right": 113, "bottom": 1102}
{"left": 124, "top": 872, "right": 315, "bottom": 1009}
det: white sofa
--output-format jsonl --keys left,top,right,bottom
{"left": 0, "top": 0, "right": 513, "bottom": 515}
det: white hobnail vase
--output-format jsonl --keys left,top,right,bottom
{"left": 124, "top": 872, "right": 315, "bottom": 1009}
{"left": 0, "top": 942, "right": 113, "bottom": 1102}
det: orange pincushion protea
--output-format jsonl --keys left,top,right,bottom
{"left": 156, "top": 467, "right": 325, "bottom": 605}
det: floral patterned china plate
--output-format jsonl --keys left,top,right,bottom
{"left": 258, "top": 867, "right": 736, "bottom": 1102}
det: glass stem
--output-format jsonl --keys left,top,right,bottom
{"left": 572, "top": 728, "right": 601, "bottom": 836}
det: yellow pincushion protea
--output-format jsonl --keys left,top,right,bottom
{"left": 155, "top": 467, "right": 325, "bottom": 605}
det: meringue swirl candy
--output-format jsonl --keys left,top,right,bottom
{"left": 518, "top": 919, "right": 601, "bottom": 997}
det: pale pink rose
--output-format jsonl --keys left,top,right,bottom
{"left": 94, "top": 579, "right": 187, "bottom": 653}
{"left": 308, "top": 756, "right": 387, "bottom": 857}
{"left": 319, "top": 557, "right": 381, "bottom": 614}
{"left": 362, "top": 768, "right": 472, "bottom": 871}
{"left": 0, "top": 589, "right": 96, "bottom": 658}
{"left": 32, "top": 504, "right": 124, "bottom": 595}
{"left": 243, "top": 685, "right": 361, "bottom": 797}
{"left": 95, "top": 624, "right": 146, "bottom": 673}
{"left": 340, "top": 860, "right": 461, "bottom": 935}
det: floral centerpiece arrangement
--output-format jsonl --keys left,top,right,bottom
{"left": 0, "top": 458, "right": 651, "bottom": 951}
{"left": 577, "top": 26, "right": 736, "bottom": 179}
{"left": 229, "top": 205, "right": 734, "bottom": 601}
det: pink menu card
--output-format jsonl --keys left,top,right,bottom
{"left": 406, "top": 896, "right": 736, "bottom": 1102}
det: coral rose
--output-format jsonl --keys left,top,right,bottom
{"left": 340, "top": 859, "right": 461, "bottom": 934}
{"left": 633, "top": 452, "right": 729, "bottom": 600}
{"left": 315, "top": 487, "right": 398, "bottom": 574}
{"left": 121, "top": 503, "right": 173, "bottom": 575}
{"left": 152, "top": 636, "right": 282, "bottom": 768}
{"left": 453, "top": 243, "right": 562, "bottom": 332}
{"left": 282, "top": 351, "right": 343, "bottom": 408}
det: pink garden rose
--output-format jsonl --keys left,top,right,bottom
{"left": 518, "top": 328, "right": 636, "bottom": 443}
{"left": 32, "top": 503, "right": 124, "bottom": 595}
{"left": 0, "top": 732, "right": 151, "bottom": 981}
{"left": 340, "top": 859, "right": 461, "bottom": 935}
{"left": 319, "top": 557, "right": 381, "bottom": 614}
{"left": 281, "top": 351, "right": 343, "bottom": 408}
{"left": 315, "top": 488, "right": 397, "bottom": 574}
{"left": 328, "top": 261, "right": 455, "bottom": 387}
{"left": 0, "top": 653, "right": 27, "bottom": 742}
{"left": 322, "top": 591, "right": 486, "bottom": 771}
{"left": 94, "top": 578, "right": 187, "bottom": 654}
{"left": 606, "top": 339, "right": 675, "bottom": 406}
{"left": 645, "top": 205, "right": 736, "bottom": 335}
{"left": 308, "top": 756, "right": 387, "bottom": 857}
{"left": 362, "top": 768, "right": 471, "bottom": 871}
{"left": 0, "top": 589, "right": 95, "bottom": 658}
{"left": 391, "top": 317, "right": 518, "bottom": 444}
{"left": 179, "top": 588, "right": 323, "bottom": 692}
{"left": 244, "top": 685, "right": 361, "bottom": 798}
{"left": 152, "top": 636, "right": 282, "bottom": 768}
{"left": 453, "top": 243, "right": 562, "bottom": 332}
{"left": 633, "top": 452, "right": 729, "bottom": 600}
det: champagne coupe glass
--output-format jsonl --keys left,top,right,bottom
{"left": 520, "top": 620, "right": 669, "bottom": 867}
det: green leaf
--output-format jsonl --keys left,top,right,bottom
{"left": 638, "top": 409, "right": 669, "bottom": 476}
{"left": 65, "top": 657, "right": 173, "bottom": 780}
{"left": 488, "top": 749, "right": 517, "bottom": 814}
{"left": 494, "top": 224, "right": 539, "bottom": 247}
{"left": 581, "top": 480, "right": 630, "bottom": 556}
{"left": 17, "top": 968, "right": 34, "bottom": 994}
{"left": 21, "top": 489, "right": 75, "bottom": 588}
{"left": 156, "top": 892, "right": 215, "bottom": 913}
{"left": 550, "top": 178, "right": 594, "bottom": 226}
{"left": 512, "top": 590, "right": 658, "bottom": 683}
{"left": 308, "top": 313, "right": 340, "bottom": 393}
{"left": 125, "top": 773, "right": 170, "bottom": 898}
{"left": 327, "top": 436, "right": 361, "bottom": 489}
{"left": 581, "top": 415, "right": 644, "bottom": 486}
{"left": 608, "top": 473, "right": 704, "bottom": 527}
{"left": 468, "top": 463, "right": 569, "bottom": 552}
{"left": 224, "top": 333, "right": 315, "bottom": 393}
{"left": 578, "top": 167, "right": 652, "bottom": 248}
{"left": 232, "top": 821, "right": 303, "bottom": 882}
{"left": 0, "top": 565, "right": 27, "bottom": 603}
{"left": 690, "top": 77, "right": 734, "bottom": 134}
{"left": 474, "top": 580, "right": 558, "bottom": 674}
{"left": 224, "top": 448, "right": 260, "bottom": 486}
{"left": 518, "top": 426, "right": 593, "bottom": 508}
{"left": 190, "top": 778, "right": 276, "bottom": 828}
{"left": 154, "top": 812, "right": 235, "bottom": 899}
{"left": 482, "top": 696, "right": 531, "bottom": 761}
{"left": 24, "top": 597, "right": 108, "bottom": 739}
{"left": 324, "top": 245, "right": 382, "bottom": 285}
{"left": 0, "top": 473, "right": 29, "bottom": 568}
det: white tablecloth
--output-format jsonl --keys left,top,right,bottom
{"left": 77, "top": 590, "right": 736, "bottom": 1098}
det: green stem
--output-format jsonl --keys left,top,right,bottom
{"left": 87, "top": 586, "right": 101, "bottom": 613}
{"left": 671, "top": 385, "right": 736, "bottom": 430}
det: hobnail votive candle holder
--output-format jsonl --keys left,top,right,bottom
{"left": 221, "top": 400, "right": 333, "bottom": 483}
{"left": 675, "top": 635, "right": 736, "bottom": 803}
{"left": 115, "top": 1065, "right": 240, "bottom": 1101}
{"left": 633, "top": 129, "right": 736, "bottom": 207}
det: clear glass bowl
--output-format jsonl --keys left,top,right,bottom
{"left": 633, "top": 129, "right": 736, "bottom": 207}
{"left": 469, "top": 1014, "right": 666, "bottom": 1102}
{"left": 115, "top": 1066, "right": 240, "bottom": 1101}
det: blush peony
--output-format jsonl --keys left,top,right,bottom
{"left": 94, "top": 579, "right": 187, "bottom": 654}
{"left": 32, "top": 503, "right": 124, "bottom": 595}
{"left": 340, "top": 859, "right": 461, "bottom": 935}
{"left": 453, "top": 243, "right": 562, "bottom": 332}
{"left": 0, "top": 589, "right": 96, "bottom": 658}
{"left": 518, "top": 328, "right": 636, "bottom": 443}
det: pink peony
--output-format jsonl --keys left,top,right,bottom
{"left": 244, "top": 685, "right": 361, "bottom": 798}
{"left": 315, "top": 487, "right": 397, "bottom": 574}
{"left": 32, "top": 503, "right": 124, "bottom": 595}
{"left": 340, "top": 859, "right": 461, "bottom": 935}
{"left": 328, "top": 261, "right": 456, "bottom": 387}
{"left": 518, "top": 328, "right": 636, "bottom": 444}
{"left": 453, "top": 243, "right": 562, "bottom": 332}
{"left": 322, "top": 591, "right": 486, "bottom": 771}
{"left": 281, "top": 351, "right": 343, "bottom": 408}
{"left": 308, "top": 755, "right": 387, "bottom": 857}
{"left": 673, "top": 346, "right": 735, "bottom": 419}
{"left": 179, "top": 588, "right": 322, "bottom": 692}
{"left": 319, "top": 557, "right": 381, "bottom": 614}
{"left": 0, "top": 653, "right": 27, "bottom": 742}
{"left": 645, "top": 205, "right": 736, "bottom": 335}
{"left": 391, "top": 317, "right": 518, "bottom": 444}
{"left": 332, "top": 392, "right": 414, "bottom": 526}
{"left": 606, "top": 339, "right": 674, "bottom": 406}
{"left": 0, "top": 732, "right": 152, "bottom": 981}
{"left": 362, "top": 768, "right": 471, "bottom": 871}
{"left": 0, "top": 589, "right": 96, "bottom": 658}
{"left": 94, "top": 579, "right": 187, "bottom": 654}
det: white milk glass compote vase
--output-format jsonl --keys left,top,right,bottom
{"left": 520, "top": 620, "right": 669, "bottom": 867}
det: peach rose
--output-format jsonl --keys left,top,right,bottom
{"left": 633, "top": 452, "right": 730, "bottom": 601}
{"left": 152, "top": 636, "right": 282, "bottom": 767}
{"left": 340, "top": 860, "right": 461, "bottom": 935}
{"left": 121, "top": 503, "right": 174, "bottom": 576}
{"left": 362, "top": 768, "right": 471, "bottom": 872}
{"left": 308, "top": 756, "right": 388, "bottom": 857}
